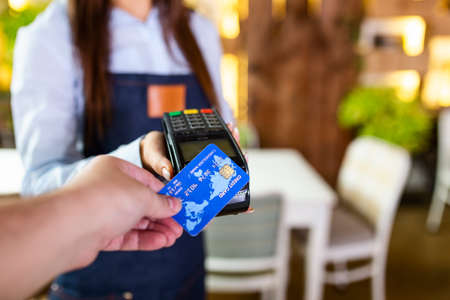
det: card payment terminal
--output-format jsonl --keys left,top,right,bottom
{"left": 162, "top": 108, "right": 250, "bottom": 216}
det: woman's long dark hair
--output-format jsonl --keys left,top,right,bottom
{"left": 68, "top": 0, "right": 219, "bottom": 151}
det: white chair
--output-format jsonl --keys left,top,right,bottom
{"left": 427, "top": 108, "right": 450, "bottom": 232}
{"left": 314, "top": 137, "right": 410, "bottom": 300}
{"left": 205, "top": 194, "right": 289, "bottom": 300}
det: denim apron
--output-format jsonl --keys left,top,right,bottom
{"left": 49, "top": 73, "right": 211, "bottom": 300}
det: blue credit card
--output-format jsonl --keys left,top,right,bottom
{"left": 159, "top": 144, "right": 249, "bottom": 236}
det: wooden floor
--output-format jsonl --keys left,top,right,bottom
{"left": 209, "top": 204, "right": 450, "bottom": 300}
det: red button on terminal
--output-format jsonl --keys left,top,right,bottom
{"left": 201, "top": 109, "right": 213, "bottom": 114}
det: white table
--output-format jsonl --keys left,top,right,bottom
{"left": 247, "top": 149, "right": 337, "bottom": 300}
{"left": 0, "top": 149, "right": 24, "bottom": 195}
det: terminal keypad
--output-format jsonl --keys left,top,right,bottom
{"left": 169, "top": 109, "right": 222, "bottom": 132}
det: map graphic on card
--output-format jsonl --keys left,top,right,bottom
{"left": 159, "top": 144, "right": 249, "bottom": 236}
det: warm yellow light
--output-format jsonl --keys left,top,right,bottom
{"left": 8, "top": 0, "right": 28, "bottom": 12}
{"left": 238, "top": 52, "right": 248, "bottom": 122}
{"left": 422, "top": 36, "right": 450, "bottom": 108}
{"left": 239, "top": 0, "right": 249, "bottom": 20}
{"left": 183, "top": 0, "right": 197, "bottom": 10}
{"left": 0, "top": 64, "right": 12, "bottom": 91}
{"left": 429, "top": 36, "right": 450, "bottom": 69}
{"left": 359, "top": 16, "right": 426, "bottom": 56}
{"left": 273, "top": 0, "right": 286, "bottom": 18}
{"left": 422, "top": 70, "right": 450, "bottom": 108}
{"left": 401, "top": 16, "right": 426, "bottom": 56}
{"left": 221, "top": 54, "right": 239, "bottom": 115}
{"left": 385, "top": 70, "right": 421, "bottom": 102}
{"left": 220, "top": 10, "right": 239, "bottom": 39}
{"left": 308, "top": 0, "right": 321, "bottom": 14}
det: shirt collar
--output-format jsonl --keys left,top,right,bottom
{"left": 110, "top": 6, "right": 159, "bottom": 28}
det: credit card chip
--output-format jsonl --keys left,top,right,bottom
{"left": 219, "top": 164, "right": 235, "bottom": 179}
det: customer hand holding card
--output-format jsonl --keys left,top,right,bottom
{"left": 0, "top": 156, "right": 183, "bottom": 300}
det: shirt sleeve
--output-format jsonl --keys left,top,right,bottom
{"left": 190, "top": 13, "right": 236, "bottom": 125}
{"left": 11, "top": 19, "right": 142, "bottom": 197}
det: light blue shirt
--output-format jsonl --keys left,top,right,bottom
{"left": 11, "top": 1, "right": 234, "bottom": 196}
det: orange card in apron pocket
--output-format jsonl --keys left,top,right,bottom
{"left": 147, "top": 84, "right": 186, "bottom": 118}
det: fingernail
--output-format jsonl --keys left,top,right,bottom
{"left": 168, "top": 197, "right": 181, "bottom": 211}
{"left": 162, "top": 167, "right": 171, "bottom": 181}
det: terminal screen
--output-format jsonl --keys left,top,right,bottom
{"left": 180, "top": 139, "right": 237, "bottom": 162}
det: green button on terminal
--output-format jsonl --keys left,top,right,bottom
{"left": 169, "top": 111, "right": 182, "bottom": 116}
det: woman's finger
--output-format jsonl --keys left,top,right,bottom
{"left": 227, "top": 123, "right": 240, "bottom": 144}
{"left": 141, "top": 131, "right": 173, "bottom": 181}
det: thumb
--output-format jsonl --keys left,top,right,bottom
{"left": 145, "top": 193, "right": 182, "bottom": 219}
{"left": 150, "top": 154, "right": 173, "bottom": 182}
{"left": 142, "top": 131, "right": 174, "bottom": 181}
{"left": 114, "top": 158, "right": 182, "bottom": 219}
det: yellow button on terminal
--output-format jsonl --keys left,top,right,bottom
{"left": 183, "top": 109, "right": 199, "bottom": 114}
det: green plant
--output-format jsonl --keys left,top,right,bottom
{"left": 0, "top": 4, "right": 47, "bottom": 136}
{"left": 0, "top": 5, "right": 47, "bottom": 68}
{"left": 338, "top": 87, "right": 433, "bottom": 153}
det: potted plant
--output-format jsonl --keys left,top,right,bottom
{"left": 338, "top": 87, "right": 433, "bottom": 153}
{"left": 338, "top": 86, "right": 435, "bottom": 202}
